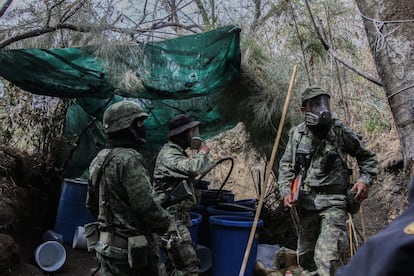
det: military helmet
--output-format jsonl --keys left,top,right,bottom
{"left": 103, "top": 101, "right": 148, "bottom": 134}
{"left": 301, "top": 85, "right": 331, "bottom": 105}
{"left": 168, "top": 114, "right": 200, "bottom": 137}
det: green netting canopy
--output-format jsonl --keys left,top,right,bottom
{"left": 0, "top": 25, "right": 243, "bottom": 177}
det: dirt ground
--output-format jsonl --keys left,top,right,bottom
{"left": 0, "top": 124, "right": 409, "bottom": 275}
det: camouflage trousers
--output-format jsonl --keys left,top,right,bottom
{"left": 162, "top": 211, "right": 200, "bottom": 276}
{"left": 297, "top": 205, "right": 349, "bottom": 276}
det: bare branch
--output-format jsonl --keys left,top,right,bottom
{"left": 61, "top": 0, "right": 87, "bottom": 23}
{"left": 250, "top": 0, "right": 262, "bottom": 33}
{"left": 46, "top": 0, "right": 66, "bottom": 26}
{"left": 0, "top": 24, "right": 92, "bottom": 49}
{"left": 194, "top": 0, "right": 210, "bottom": 27}
{"left": 304, "top": 0, "right": 382, "bottom": 87}
{"left": 0, "top": 0, "right": 13, "bottom": 18}
{"left": 0, "top": 21, "right": 200, "bottom": 49}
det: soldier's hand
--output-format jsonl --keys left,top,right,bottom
{"left": 198, "top": 144, "right": 210, "bottom": 154}
{"left": 284, "top": 195, "right": 294, "bottom": 208}
{"left": 351, "top": 181, "right": 369, "bottom": 202}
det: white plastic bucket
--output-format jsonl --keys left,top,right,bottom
{"left": 34, "top": 241, "right": 66, "bottom": 272}
{"left": 72, "top": 226, "right": 87, "bottom": 249}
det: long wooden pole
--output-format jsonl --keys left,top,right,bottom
{"left": 239, "top": 64, "right": 298, "bottom": 276}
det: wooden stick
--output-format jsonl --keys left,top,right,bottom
{"left": 360, "top": 204, "right": 367, "bottom": 242}
{"left": 238, "top": 64, "right": 298, "bottom": 276}
{"left": 348, "top": 213, "right": 354, "bottom": 257}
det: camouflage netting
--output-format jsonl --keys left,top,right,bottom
{"left": 0, "top": 26, "right": 245, "bottom": 177}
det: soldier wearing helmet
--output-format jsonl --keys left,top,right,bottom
{"left": 153, "top": 114, "right": 215, "bottom": 276}
{"left": 278, "top": 85, "right": 378, "bottom": 276}
{"left": 87, "top": 100, "right": 172, "bottom": 276}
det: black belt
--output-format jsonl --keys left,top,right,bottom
{"left": 307, "top": 185, "right": 347, "bottom": 195}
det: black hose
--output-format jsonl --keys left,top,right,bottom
{"left": 197, "top": 157, "right": 234, "bottom": 202}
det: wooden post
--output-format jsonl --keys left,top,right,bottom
{"left": 238, "top": 64, "right": 298, "bottom": 276}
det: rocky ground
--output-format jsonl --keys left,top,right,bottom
{"left": 0, "top": 123, "right": 408, "bottom": 275}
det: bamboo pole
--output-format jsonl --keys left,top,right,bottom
{"left": 238, "top": 64, "right": 298, "bottom": 276}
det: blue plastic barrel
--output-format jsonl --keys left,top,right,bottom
{"left": 207, "top": 205, "right": 254, "bottom": 217}
{"left": 235, "top": 198, "right": 257, "bottom": 210}
{"left": 199, "top": 189, "right": 235, "bottom": 205}
{"left": 189, "top": 212, "right": 202, "bottom": 247}
{"left": 209, "top": 215, "right": 264, "bottom": 276}
{"left": 191, "top": 205, "right": 209, "bottom": 247}
{"left": 54, "top": 178, "right": 95, "bottom": 244}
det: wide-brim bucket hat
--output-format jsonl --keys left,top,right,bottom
{"left": 168, "top": 114, "right": 200, "bottom": 137}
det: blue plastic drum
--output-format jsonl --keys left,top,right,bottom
{"left": 189, "top": 212, "right": 202, "bottom": 247}
{"left": 209, "top": 215, "right": 263, "bottom": 276}
{"left": 54, "top": 178, "right": 95, "bottom": 244}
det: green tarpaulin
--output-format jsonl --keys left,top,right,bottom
{"left": 0, "top": 25, "right": 243, "bottom": 177}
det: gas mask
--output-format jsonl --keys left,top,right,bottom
{"left": 304, "top": 95, "right": 332, "bottom": 127}
{"left": 129, "top": 123, "right": 146, "bottom": 145}
{"left": 189, "top": 126, "right": 203, "bottom": 150}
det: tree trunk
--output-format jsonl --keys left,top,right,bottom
{"left": 355, "top": 0, "right": 414, "bottom": 175}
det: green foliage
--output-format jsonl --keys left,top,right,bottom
{"left": 0, "top": 80, "right": 68, "bottom": 159}
{"left": 364, "top": 111, "right": 390, "bottom": 135}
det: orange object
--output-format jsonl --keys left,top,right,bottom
{"left": 291, "top": 175, "right": 302, "bottom": 202}
{"left": 285, "top": 270, "right": 293, "bottom": 276}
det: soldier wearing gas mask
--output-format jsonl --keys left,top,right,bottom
{"left": 153, "top": 114, "right": 215, "bottom": 276}
{"left": 278, "top": 85, "right": 378, "bottom": 276}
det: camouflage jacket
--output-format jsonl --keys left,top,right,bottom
{"left": 87, "top": 147, "right": 171, "bottom": 237}
{"left": 278, "top": 120, "right": 378, "bottom": 203}
{"left": 153, "top": 141, "right": 215, "bottom": 210}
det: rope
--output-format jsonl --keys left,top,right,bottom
{"left": 359, "top": 12, "right": 414, "bottom": 52}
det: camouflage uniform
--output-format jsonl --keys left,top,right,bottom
{"left": 153, "top": 141, "right": 215, "bottom": 276}
{"left": 87, "top": 101, "right": 172, "bottom": 276}
{"left": 278, "top": 120, "right": 378, "bottom": 276}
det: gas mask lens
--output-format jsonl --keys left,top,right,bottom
{"left": 189, "top": 126, "right": 202, "bottom": 150}
{"left": 190, "top": 137, "right": 202, "bottom": 150}
{"left": 305, "top": 95, "right": 331, "bottom": 126}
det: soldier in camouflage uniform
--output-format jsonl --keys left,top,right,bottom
{"left": 87, "top": 101, "right": 172, "bottom": 276}
{"left": 278, "top": 85, "right": 378, "bottom": 276}
{"left": 153, "top": 114, "right": 215, "bottom": 276}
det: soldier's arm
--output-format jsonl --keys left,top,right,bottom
{"left": 341, "top": 125, "right": 378, "bottom": 186}
{"left": 278, "top": 129, "right": 296, "bottom": 200}
{"left": 86, "top": 160, "right": 100, "bottom": 219}
{"left": 164, "top": 150, "right": 215, "bottom": 178}
{"left": 123, "top": 154, "right": 172, "bottom": 234}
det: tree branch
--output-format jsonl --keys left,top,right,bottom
{"left": 0, "top": 0, "right": 13, "bottom": 18}
{"left": 0, "top": 24, "right": 90, "bottom": 48}
{"left": 0, "top": 22, "right": 200, "bottom": 49}
{"left": 304, "top": 0, "right": 383, "bottom": 87}
{"left": 194, "top": 0, "right": 210, "bottom": 27}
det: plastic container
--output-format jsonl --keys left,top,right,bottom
{"left": 34, "top": 241, "right": 66, "bottom": 272}
{"left": 207, "top": 205, "right": 254, "bottom": 217}
{"left": 194, "top": 205, "right": 254, "bottom": 248}
{"left": 209, "top": 215, "right": 264, "bottom": 276}
{"left": 55, "top": 178, "right": 95, "bottom": 244}
{"left": 197, "top": 244, "right": 212, "bottom": 273}
{"left": 191, "top": 204, "right": 210, "bottom": 247}
{"left": 234, "top": 198, "right": 257, "bottom": 210}
{"left": 189, "top": 212, "right": 202, "bottom": 247}
{"left": 199, "top": 189, "right": 235, "bottom": 205}
{"left": 72, "top": 226, "right": 87, "bottom": 249}
{"left": 42, "top": 229, "right": 63, "bottom": 244}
